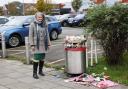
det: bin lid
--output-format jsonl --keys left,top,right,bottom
{"left": 65, "top": 47, "right": 86, "bottom": 51}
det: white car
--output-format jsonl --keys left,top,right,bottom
{"left": 0, "top": 16, "right": 9, "bottom": 25}
{"left": 0, "top": 16, "right": 15, "bottom": 26}
{"left": 54, "top": 15, "right": 62, "bottom": 21}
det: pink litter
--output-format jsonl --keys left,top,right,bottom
{"left": 64, "top": 74, "right": 119, "bottom": 89}
{"left": 92, "top": 80, "right": 118, "bottom": 89}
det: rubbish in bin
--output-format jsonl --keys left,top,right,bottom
{"left": 64, "top": 35, "right": 86, "bottom": 74}
{"left": 64, "top": 35, "right": 86, "bottom": 48}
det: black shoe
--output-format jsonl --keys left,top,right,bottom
{"left": 39, "top": 72, "right": 45, "bottom": 76}
{"left": 33, "top": 74, "right": 39, "bottom": 79}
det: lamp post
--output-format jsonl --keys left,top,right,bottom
{"left": 23, "top": 0, "right": 25, "bottom": 15}
{"left": 2, "top": 5, "right": 8, "bottom": 16}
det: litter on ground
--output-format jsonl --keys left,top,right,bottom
{"left": 64, "top": 73, "right": 118, "bottom": 89}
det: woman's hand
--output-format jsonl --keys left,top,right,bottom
{"left": 48, "top": 44, "right": 51, "bottom": 49}
{"left": 31, "top": 46, "right": 35, "bottom": 51}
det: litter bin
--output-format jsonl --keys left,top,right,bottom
{"left": 65, "top": 47, "right": 86, "bottom": 74}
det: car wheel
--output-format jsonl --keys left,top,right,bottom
{"left": 8, "top": 35, "right": 21, "bottom": 47}
{"left": 50, "top": 30, "right": 58, "bottom": 40}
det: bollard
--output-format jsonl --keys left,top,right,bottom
{"left": 90, "top": 38, "right": 94, "bottom": 66}
{"left": 94, "top": 40, "right": 98, "bottom": 64}
{"left": 25, "top": 37, "right": 30, "bottom": 64}
{"left": 86, "top": 41, "right": 88, "bottom": 68}
{"left": 1, "top": 32, "right": 6, "bottom": 58}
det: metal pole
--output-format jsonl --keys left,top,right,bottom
{"left": 25, "top": 37, "right": 30, "bottom": 64}
{"left": 23, "top": 0, "right": 25, "bottom": 15}
{"left": 86, "top": 41, "right": 88, "bottom": 68}
{"left": 90, "top": 37, "right": 93, "bottom": 66}
{"left": 1, "top": 32, "right": 6, "bottom": 58}
{"left": 94, "top": 40, "right": 98, "bottom": 64}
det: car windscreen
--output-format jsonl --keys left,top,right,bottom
{"left": 46, "top": 16, "right": 57, "bottom": 22}
{"left": 4, "top": 17, "right": 29, "bottom": 26}
{"left": 0, "top": 18, "right": 9, "bottom": 24}
{"left": 60, "top": 14, "right": 70, "bottom": 19}
{"left": 74, "top": 14, "right": 85, "bottom": 20}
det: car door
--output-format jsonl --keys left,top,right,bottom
{"left": 22, "top": 17, "right": 34, "bottom": 37}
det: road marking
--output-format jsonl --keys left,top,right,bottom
{"left": 48, "top": 59, "right": 65, "bottom": 65}
{"left": 51, "top": 43, "right": 63, "bottom": 47}
{"left": 7, "top": 50, "right": 24, "bottom": 51}
{"left": 87, "top": 49, "right": 102, "bottom": 53}
{"left": 48, "top": 50, "right": 103, "bottom": 65}
{"left": 10, "top": 52, "right": 25, "bottom": 55}
{"left": 8, "top": 46, "right": 25, "bottom": 50}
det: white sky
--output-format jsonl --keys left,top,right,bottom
{"left": 0, "top": 0, "right": 72, "bottom": 6}
{"left": 0, "top": 0, "right": 118, "bottom": 6}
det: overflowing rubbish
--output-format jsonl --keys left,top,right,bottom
{"left": 64, "top": 35, "right": 86, "bottom": 48}
{"left": 64, "top": 35, "right": 86, "bottom": 74}
{"left": 64, "top": 73, "right": 118, "bottom": 89}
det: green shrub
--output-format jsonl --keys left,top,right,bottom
{"left": 85, "top": 4, "right": 128, "bottom": 65}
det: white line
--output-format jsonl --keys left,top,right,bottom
{"left": 8, "top": 46, "right": 25, "bottom": 50}
{"left": 48, "top": 59, "right": 65, "bottom": 65}
{"left": 88, "top": 51, "right": 103, "bottom": 56}
{"left": 51, "top": 44, "right": 63, "bottom": 47}
{"left": 10, "top": 52, "right": 25, "bottom": 55}
{"left": 7, "top": 50, "right": 24, "bottom": 51}
{"left": 87, "top": 49, "right": 102, "bottom": 53}
{"left": 47, "top": 50, "right": 103, "bottom": 65}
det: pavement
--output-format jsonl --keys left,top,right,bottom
{"left": 0, "top": 59, "right": 128, "bottom": 89}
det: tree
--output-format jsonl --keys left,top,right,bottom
{"left": 8, "top": 1, "right": 23, "bottom": 16}
{"left": 72, "top": 0, "right": 82, "bottom": 12}
{"left": 0, "top": 7, "right": 3, "bottom": 15}
{"left": 85, "top": 4, "right": 128, "bottom": 65}
{"left": 36, "top": 0, "right": 53, "bottom": 14}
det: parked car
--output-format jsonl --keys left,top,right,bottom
{"left": 54, "top": 15, "right": 62, "bottom": 21}
{"left": 58, "top": 14, "right": 76, "bottom": 27}
{"left": 0, "top": 16, "right": 62, "bottom": 47}
{"left": 0, "top": 16, "right": 9, "bottom": 25}
{"left": 67, "top": 14, "right": 85, "bottom": 27}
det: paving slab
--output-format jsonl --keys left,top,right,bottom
{"left": 0, "top": 59, "right": 128, "bottom": 89}
{"left": 0, "top": 77, "right": 18, "bottom": 86}
{"left": 0, "top": 85, "right": 9, "bottom": 89}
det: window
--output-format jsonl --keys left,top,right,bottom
{"left": 0, "top": 18, "right": 9, "bottom": 24}
{"left": 45, "top": 17, "right": 57, "bottom": 22}
{"left": 24, "top": 17, "right": 34, "bottom": 24}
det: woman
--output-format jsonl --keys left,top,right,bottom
{"left": 29, "top": 12, "right": 51, "bottom": 79}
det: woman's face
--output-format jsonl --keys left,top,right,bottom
{"left": 36, "top": 15, "right": 44, "bottom": 22}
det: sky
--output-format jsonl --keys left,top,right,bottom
{"left": 0, "top": 0, "right": 72, "bottom": 6}
{"left": 0, "top": 0, "right": 118, "bottom": 6}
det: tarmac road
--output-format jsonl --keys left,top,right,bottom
{"left": 3, "top": 27, "right": 84, "bottom": 66}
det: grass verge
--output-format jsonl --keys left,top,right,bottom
{"left": 87, "top": 53, "right": 128, "bottom": 85}
{"left": 6, "top": 55, "right": 27, "bottom": 64}
{"left": 6, "top": 55, "right": 65, "bottom": 71}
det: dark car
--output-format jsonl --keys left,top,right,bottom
{"left": 67, "top": 14, "right": 85, "bottom": 27}
{"left": 60, "top": 14, "right": 76, "bottom": 27}
{"left": 0, "top": 16, "right": 62, "bottom": 47}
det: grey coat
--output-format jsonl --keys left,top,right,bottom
{"left": 29, "top": 22, "right": 51, "bottom": 54}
